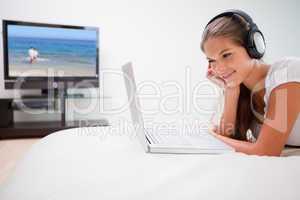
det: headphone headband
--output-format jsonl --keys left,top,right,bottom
{"left": 205, "top": 9, "right": 255, "bottom": 29}
{"left": 205, "top": 9, "right": 265, "bottom": 59}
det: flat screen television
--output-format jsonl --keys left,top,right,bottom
{"left": 2, "top": 20, "right": 99, "bottom": 90}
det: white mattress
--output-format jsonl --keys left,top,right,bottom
{"left": 0, "top": 126, "right": 300, "bottom": 200}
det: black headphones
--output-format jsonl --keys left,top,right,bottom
{"left": 205, "top": 9, "right": 266, "bottom": 59}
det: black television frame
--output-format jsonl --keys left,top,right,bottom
{"left": 2, "top": 19, "right": 99, "bottom": 89}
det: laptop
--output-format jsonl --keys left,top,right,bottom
{"left": 122, "top": 62, "right": 234, "bottom": 154}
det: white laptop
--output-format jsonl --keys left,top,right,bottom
{"left": 122, "top": 62, "right": 234, "bottom": 154}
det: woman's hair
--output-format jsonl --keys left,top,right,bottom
{"left": 200, "top": 15, "right": 265, "bottom": 141}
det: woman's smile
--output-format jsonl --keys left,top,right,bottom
{"left": 221, "top": 70, "right": 236, "bottom": 81}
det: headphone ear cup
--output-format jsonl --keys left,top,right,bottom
{"left": 247, "top": 29, "right": 266, "bottom": 59}
{"left": 253, "top": 31, "right": 266, "bottom": 56}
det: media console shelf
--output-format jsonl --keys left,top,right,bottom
{"left": 0, "top": 95, "right": 109, "bottom": 139}
{"left": 0, "top": 120, "right": 109, "bottom": 139}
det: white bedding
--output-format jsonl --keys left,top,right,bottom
{"left": 0, "top": 126, "right": 300, "bottom": 200}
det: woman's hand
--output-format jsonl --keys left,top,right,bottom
{"left": 208, "top": 124, "right": 233, "bottom": 138}
{"left": 206, "top": 65, "right": 226, "bottom": 88}
{"left": 208, "top": 124, "right": 220, "bottom": 136}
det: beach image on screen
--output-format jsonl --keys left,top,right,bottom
{"left": 7, "top": 24, "right": 98, "bottom": 77}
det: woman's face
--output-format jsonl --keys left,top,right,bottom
{"left": 203, "top": 36, "right": 254, "bottom": 88}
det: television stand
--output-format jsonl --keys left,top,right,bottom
{"left": 0, "top": 95, "right": 110, "bottom": 139}
{"left": 0, "top": 119, "right": 109, "bottom": 139}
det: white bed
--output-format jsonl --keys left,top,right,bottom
{"left": 0, "top": 126, "right": 300, "bottom": 200}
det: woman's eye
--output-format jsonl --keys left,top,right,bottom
{"left": 223, "top": 53, "right": 232, "bottom": 58}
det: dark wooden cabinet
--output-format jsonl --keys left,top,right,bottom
{"left": 0, "top": 98, "right": 109, "bottom": 139}
{"left": 0, "top": 120, "right": 109, "bottom": 139}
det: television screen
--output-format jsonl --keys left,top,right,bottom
{"left": 3, "top": 20, "right": 99, "bottom": 79}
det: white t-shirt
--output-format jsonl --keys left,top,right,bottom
{"left": 252, "top": 57, "right": 300, "bottom": 146}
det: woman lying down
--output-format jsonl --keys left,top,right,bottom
{"left": 201, "top": 9, "right": 300, "bottom": 156}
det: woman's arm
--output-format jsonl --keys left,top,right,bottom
{"left": 210, "top": 82, "right": 300, "bottom": 156}
{"left": 215, "top": 87, "right": 240, "bottom": 137}
{"left": 206, "top": 65, "right": 240, "bottom": 137}
{"left": 209, "top": 130, "right": 255, "bottom": 153}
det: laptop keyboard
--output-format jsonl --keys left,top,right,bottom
{"left": 145, "top": 128, "right": 227, "bottom": 148}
